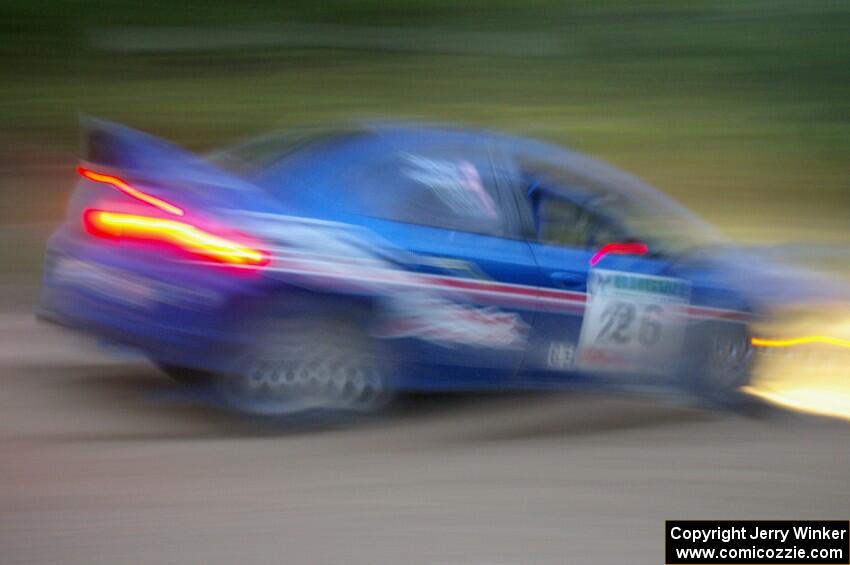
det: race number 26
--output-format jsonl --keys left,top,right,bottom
{"left": 578, "top": 270, "right": 690, "bottom": 375}
{"left": 595, "top": 301, "right": 663, "bottom": 347}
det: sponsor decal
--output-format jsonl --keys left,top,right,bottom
{"left": 546, "top": 341, "right": 576, "bottom": 369}
{"left": 378, "top": 295, "right": 529, "bottom": 349}
{"left": 51, "top": 257, "right": 221, "bottom": 308}
{"left": 590, "top": 270, "right": 690, "bottom": 300}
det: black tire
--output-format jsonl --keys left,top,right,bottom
{"left": 155, "top": 363, "right": 213, "bottom": 386}
{"left": 681, "top": 322, "right": 755, "bottom": 402}
{"left": 216, "top": 316, "right": 394, "bottom": 416}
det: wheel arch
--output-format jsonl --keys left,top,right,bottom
{"left": 238, "top": 282, "right": 386, "bottom": 335}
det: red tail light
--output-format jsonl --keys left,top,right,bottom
{"left": 77, "top": 166, "right": 184, "bottom": 216}
{"left": 83, "top": 210, "right": 269, "bottom": 268}
{"left": 589, "top": 242, "right": 649, "bottom": 266}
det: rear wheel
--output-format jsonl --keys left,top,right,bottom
{"left": 217, "top": 317, "right": 393, "bottom": 415}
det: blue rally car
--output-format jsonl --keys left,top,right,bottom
{"left": 39, "top": 117, "right": 771, "bottom": 413}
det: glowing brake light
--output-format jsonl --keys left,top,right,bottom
{"left": 77, "top": 166, "right": 184, "bottom": 216}
{"left": 83, "top": 210, "right": 269, "bottom": 268}
{"left": 590, "top": 242, "right": 649, "bottom": 266}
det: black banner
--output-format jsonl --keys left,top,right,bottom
{"left": 666, "top": 521, "right": 849, "bottom": 564}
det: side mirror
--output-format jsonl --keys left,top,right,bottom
{"left": 589, "top": 242, "right": 648, "bottom": 266}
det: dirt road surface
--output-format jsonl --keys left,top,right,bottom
{"left": 2, "top": 309, "right": 849, "bottom": 564}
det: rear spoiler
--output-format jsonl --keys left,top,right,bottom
{"left": 77, "top": 115, "right": 256, "bottom": 193}
{"left": 80, "top": 115, "right": 196, "bottom": 171}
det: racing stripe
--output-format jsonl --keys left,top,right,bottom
{"left": 258, "top": 254, "right": 748, "bottom": 322}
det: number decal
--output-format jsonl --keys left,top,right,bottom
{"left": 596, "top": 301, "right": 636, "bottom": 344}
{"left": 638, "top": 304, "right": 663, "bottom": 347}
{"left": 595, "top": 302, "right": 665, "bottom": 348}
{"left": 595, "top": 301, "right": 619, "bottom": 343}
{"left": 578, "top": 270, "right": 691, "bottom": 375}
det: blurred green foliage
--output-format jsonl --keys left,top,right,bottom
{"left": 0, "top": 0, "right": 847, "bottom": 237}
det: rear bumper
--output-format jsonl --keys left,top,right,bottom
{"left": 39, "top": 228, "right": 270, "bottom": 372}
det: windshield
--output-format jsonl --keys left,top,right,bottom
{"left": 515, "top": 145, "right": 724, "bottom": 255}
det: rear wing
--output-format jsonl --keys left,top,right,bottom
{"left": 81, "top": 115, "right": 195, "bottom": 171}
{"left": 78, "top": 115, "right": 256, "bottom": 193}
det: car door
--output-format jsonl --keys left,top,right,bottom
{"left": 341, "top": 138, "right": 542, "bottom": 389}
{"left": 517, "top": 183, "right": 675, "bottom": 385}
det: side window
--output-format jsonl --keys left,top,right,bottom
{"left": 535, "top": 192, "right": 624, "bottom": 249}
{"left": 537, "top": 196, "right": 588, "bottom": 247}
{"left": 349, "top": 149, "right": 506, "bottom": 236}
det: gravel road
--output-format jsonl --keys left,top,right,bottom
{"left": 1, "top": 312, "right": 849, "bottom": 564}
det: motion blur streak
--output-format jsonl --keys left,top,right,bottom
{"left": 749, "top": 315, "right": 850, "bottom": 421}
{"left": 83, "top": 210, "right": 269, "bottom": 267}
{"left": 752, "top": 335, "right": 850, "bottom": 349}
{"left": 77, "top": 166, "right": 185, "bottom": 216}
{"left": 745, "top": 386, "right": 850, "bottom": 423}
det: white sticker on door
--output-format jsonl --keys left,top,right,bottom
{"left": 577, "top": 269, "right": 691, "bottom": 376}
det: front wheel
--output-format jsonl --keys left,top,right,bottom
{"left": 681, "top": 322, "right": 755, "bottom": 403}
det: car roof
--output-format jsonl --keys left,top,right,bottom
{"left": 238, "top": 120, "right": 719, "bottom": 243}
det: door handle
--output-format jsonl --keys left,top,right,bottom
{"left": 550, "top": 271, "right": 585, "bottom": 289}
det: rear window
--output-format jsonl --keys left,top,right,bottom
{"left": 347, "top": 147, "right": 506, "bottom": 236}
{"left": 209, "top": 128, "right": 362, "bottom": 175}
